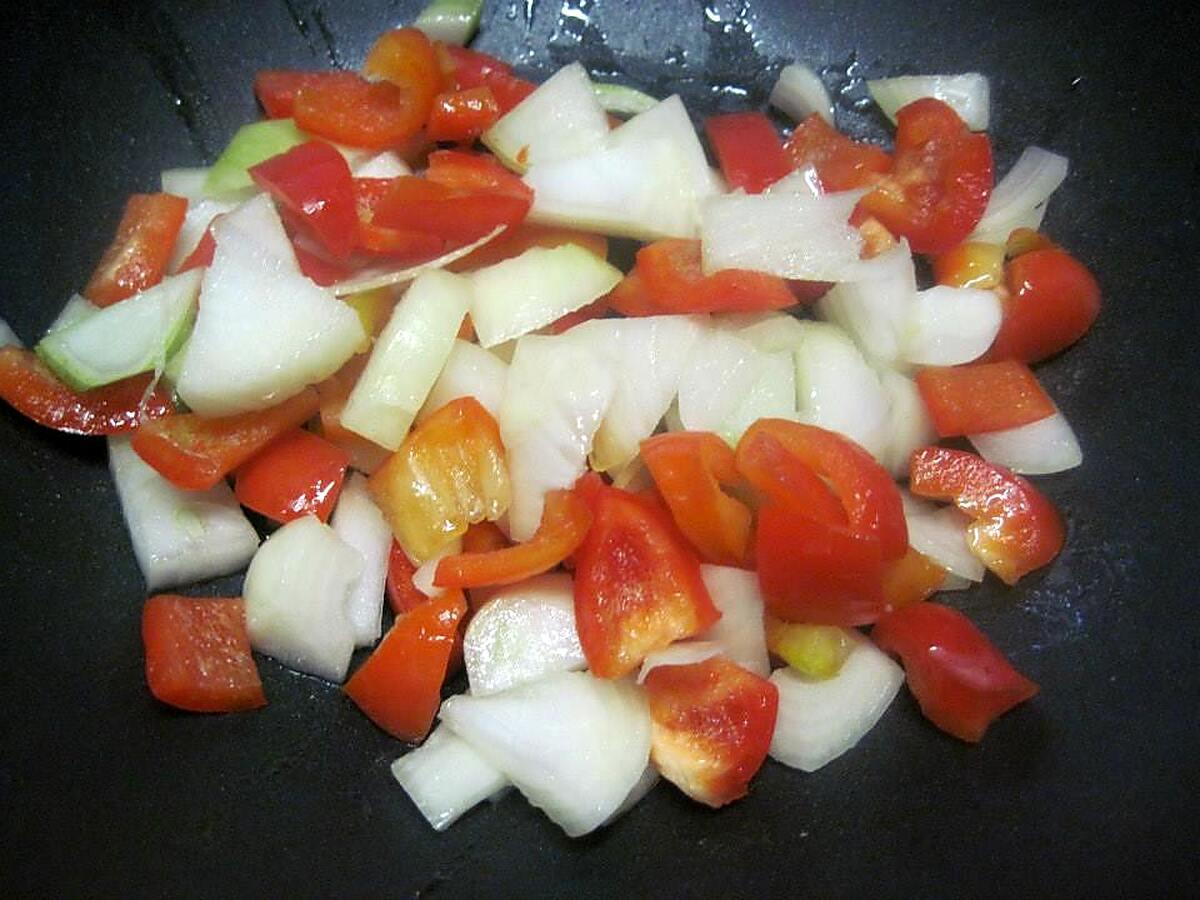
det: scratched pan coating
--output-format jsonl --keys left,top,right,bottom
{"left": 0, "top": 1, "right": 1196, "bottom": 897}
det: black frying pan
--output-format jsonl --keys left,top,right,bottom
{"left": 2, "top": 1, "right": 1197, "bottom": 896}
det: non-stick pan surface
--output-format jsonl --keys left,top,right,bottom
{"left": 2, "top": 2, "right": 1197, "bottom": 896}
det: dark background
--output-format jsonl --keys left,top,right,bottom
{"left": 2, "top": 1, "right": 1197, "bottom": 896}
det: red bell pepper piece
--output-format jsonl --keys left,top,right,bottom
{"left": 644, "top": 656, "right": 779, "bottom": 808}
{"left": 293, "top": 71, "right": 427, "bottom": 151}
{"left": 438, "top": 45, "right": 535, "bottom": 113}
{"left": 448, "top": 222, "right": 607, "bottom": 273}
{"left": 84, "top": 193, "right": 188, "bottom": 307}
{"left": 640, "top": 432, "right": 752, "bottom": 567}
{"left": 343, "top": 590, "right": 467, "bottom": 741}
{"left": 372, "top": 174, "right": 530, "bottom": 247}
{"left": 352, "top": 177, "right": 446, "bottom": 261}
{"left": 915, "top": 360, "right": 1056, "bottom": 437}
{"left": 987, "top": 247, "right": 1102, "bottom": 363}
{"left": 178, "top": 226, "right": 217, "bottom": 272}
{"left": 732, "top": 427, "right": 848, "bottom": 525}
{"left": 233, "top": 428, "right": 350, "bottom": 523}
{"left": 704, "top": 112, "right": 793, "bottom": 193}
{"left": 253, "top": 70, "right": 331, "bottom": 119}
{"left": 434, "top": 488, "right": 591, "bottom": 588}
{"left": 249, "top": 141, "right": 358, "bottom": 260}
{"left": 385, "top": 540, "right": 428, "bottom": 615}
{"left": 881, "top": 547, "right": 948, "bottom": 611}
{"left": 629, "top": 239, "right": 797, "bottom": 315}
{"left": 0, "top": 346, "right": 173, "bottom": 435}
{"left": 142, "top": 595, "right": 266, "bottom": 713}
{"left": 573, "top": 484, "right": 720, "bottom": 679}
{"left": 130, "top": 388, "right": 320, "bottom": 491}
{"left": 784, "top": 114, "right": 892, "bottom": 192}
{"left": 859, "top": 98, "right": 993, "bottom": 254}
{"left": 362, "top": 27, "right": 445, "bottom": 130}
{"left": 426, "top": 87, "right": 502, "bottom": 143}
{"left": 872, "top": 601, "right": 1039, "bottom": 742}
{"left": 909, "top": 446, "right": 1064, "bottom": 584}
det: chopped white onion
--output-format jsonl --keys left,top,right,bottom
{"left": 439, "top": 671, "right": 651, "bottom": 837}
{"left": 901, "top": 492, "right": 985, "bottom": 582}
{"left": 877, "top": 369, "right": 936, "bottom": 478}
{"left": 770, "top": 63, "right": 834, "bottom": 124}
{"left": 971, "top": 147, "right": 1069, "bottom": 244}
{"left": 701, "top": 189, "right": 865, "bottom": 282}
{"left": 411, "top": 541, "right": 460, "bottom": 598}
{"left": 570, "top": 315, "right": 706, "bottom": 471}
{"left": 463, "top": 574, "right": 586, "bottom": 696}
{"left": 176, "top": 196, "right": 364, "bottom": 416}
{"left": 160, "top": 167, "right": 211, "bottom": 201}
{"left": 769, "top": 637, "right": 904, "bottom": 772}
{"left": 765, "top": 165, "right": 823, "bottom": 198}
{"left": 593, "top": 82, "right": 659, "bottom": 116}
{"left": 483, "top": 63, "right": 610, "bottom": 172}
{"left": 867, "top": 74, "right": 990, "bottom": 131}
{"left": 525, "top": 138, "right": 698, "bottom": 241}
{"left": 698, "top": 565, "right": 771, "bottom": 677}
{"left": 717, "top": 349, "right": 797, "bottom": 446}
{"left": 637, "top": 641, "right": 723, "bottom": 683}
{"left": 940, "top": 572, "right": 972, "bottom": 591}
{"left": 676, "top": 328, "right": 769, "bottom": 433}
{"left": 169, "top": 197, "right": 236, "bottom": 272}
{"left": 243, "top": 515, "right": 362, "bottom": 683}
{"left": 391, "top": 724, "right": 508, "bottom": 832}
{"left": 417, "top": 339, "right": 509, "bottom": 424}
{"left": 818, "top": 239, "right": 917, "bottom": 365}
{"left": 603, "top": 765, "right": 660, "bottom": 826}
{"left": 968, "top": 410, "right": 1082, "bottom": 474}
{"left": 341, "top": 269, "right": 470, "bottom": 451}
{"left": 330, "top": 473, "right": 392, "bottom": 647}
{"left": 108, "top": 437, "right": 259, "bottom": 591}
{"left": 46, "top": 294, "right": 97, "bottom": 336}
{"left": 414, "top": 0, "right": 483, "bottom": 46}
{"left": 352, "top": 151, "right": 411, "bottom": 179}
{"left": 467, "top": 243, "right": 622, "bottom": 348}
{"left": 500, "top": 334, "right": 615, "bottom": 540}
{"left": 901, "top": 284, "right": 1003, "bottom": 366}
{"left": 793, "top": 321, "right": 891, "bottom": 461}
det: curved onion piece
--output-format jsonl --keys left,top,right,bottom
{"left": 417, "top": 339, "right": 509, "bottom": 425}
{"left": 819, "top": 239, "right": 916, "bottom": 365}
{"left": 968, "top": 410, "right": 1082, "bottom": 474}
{"left": 391, "top": 724, "right": 508, "bottom": 832}
{"left": 769, "top": 637, "right": 904, "bottom": 772}
{"left": 698, "top": 565, "right": 771, "bottom": 677}
{"left": 901, "top": 284, "right": 1003, "bottom": 367}
{"left": 867, "top": 74, "right": 990, "bottom": 131}
{"left": 439, "top": 671, "right": 651, "bottom": 837}
{"left": 770, "top": 63, "right": 835, "bottom": 124}
{"left": 676, "top": 328, "right": 768, "bottom": 435}
{"left": 901, "top": 492, "right": 985, "bottom": 582}
{"left": 331, "top": 227, "right": 504, "bottom": 296}
{"left": 330, "top": 472, "right": 392, "bottom": 647}
{"left": 878, "top": 369, "right": 936, "bottom": 478}
{"left": 636, "top": 641, "right": 723, "bottom": 684}
{"left": 463, "top": 574, "right": 586, "bottom": 696}
{"left": 970, "top": 147, "right": 1069, "bottom": 245}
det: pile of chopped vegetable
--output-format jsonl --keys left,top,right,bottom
{"left": 0, "top": 0, "right": 1101, "bottom": 837}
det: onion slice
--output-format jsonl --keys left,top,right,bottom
{"left": 968, "top": 410, "right": 1082, "bottom": 474}
{"left": 331, "top": 227, "right": 503, "bottom": 296}
{"left": 867, "top": 74, "right": 990, "bottom": 131}
{"left": 330, "top": 472, "right": 392, "bottom": 647}
{"left": 698, "top": 565, "right": 771, "bottom": 677}
{"left": 818, "top": 239, "right": 916, "bottom": 365}
{"left": 637, "top": 641, "right": 724, "bottom": 684}
{"left": 970, "top": 147, "right": 1069, "bottom": 245}
{"left": 414, "top": 0, "right": 483, "bottom": 46}
{"left": 391, "top": 724, "right": 508, "bottom": 832}
{"left": 439, "top": 671, "right": 652, "bottom": 837}
{"left": 769, "top": 637, "right": 905, "bottom": 772}
{"left": 901, "top": 492, "right": 985, "bottom": 582}
{"left": 770, "top": 63, "right": 834, "bottom": 124}
{"left": 901, "top": 284, "right": 1003, "bottom": 366}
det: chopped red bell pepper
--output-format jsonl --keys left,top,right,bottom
{"left": 130, "top": 388, "right": 320, "bottom": 491}
{"left": 178, "top": 226, "right": 217, "bottom": 272}
{"left": 142, "top": 595, "right": 266, "bottom": 713}
{"left": 425, "top": 149, "right": 532, "bottom": 201}
{"left": 84, "top": 193, "right": 189, "bottom": 307}
{"left": 352, "top": 177, "right": 447, "bottom": 261}
{"left": 733, "top": 427, "right": 848, "bottom": 525}
{"left": 881, "top": 547, "right": 948, "bottom": 611}
{"left": 249, "top": 141, "right": 358, "bottom": 260}
{"left": 362, "top": 27, "right": 445, "bottom": 130}
{"left": 438, "top": 44, "right": 535, "bottom": 113}
{"left": 640, "top": 431, "right": 752, "bottom": 567}
{"left": 644, "top": 656, "right": 779, "bottom": 808}
{"left": 233, "top": 427, "right": 350, "bottom": 523}
{"left": 872, "top": 601, "right": 1039, "bottom": 742}
{"left": 909, "top": 446, "right": 1064, "bottom": 585}
{"left": 704, "top": 112, "right": 793, "bottom": 193}
{"left": 343, "top": 590, "right": 467, "bottom": 741}
{"left": 385, "top": 540, "right": 428, "bottom": 615}
{"left": 987, "top": 247, "right": 1101, "bottom": 363}
{"left": 372, "top": 174, "right": 531, "bottom": 247}
{"left": 293, "top": 71, "right": 427, "bottom": 151}
{"left": 573, "top": 484, "right": 720, "bottom": 679}
{"left": 915, "top": 360, "right": 1056, "bottom": 437}
{"left": 426, "top": 86, "right": 502, "bottom": 143}
{"left": 859, "top": 98, "right": 993, "bottom": 254}
{"left": 784, "top": 114, "right": 892, "bottom": 192}
{"left": 448, "top": 222, "right": 607, "bottom": 272}
{"left": 253, "top": 70, "right": 332, "bottom": 119}
{"left": 626, "top": 239, "right": 797, "bottom": 315}
{"left": 0, "top": 347, "right": 174, "bottom": 436}
{"left": 434, "top": 488, "right": 591, "bottom": 588}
